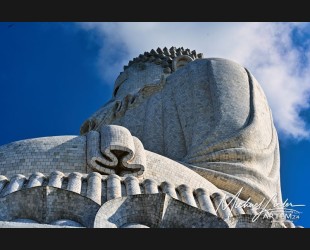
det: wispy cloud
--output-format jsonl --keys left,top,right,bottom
{"left": 77, "top": 22, "right": 310, "bottom": 140}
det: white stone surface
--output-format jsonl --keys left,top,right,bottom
{"left": 0, "top": 47, "right": 286, "bottom": 228}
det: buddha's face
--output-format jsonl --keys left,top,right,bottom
{"left": 80, "top": 62, "right": 167, "bottom": 134}
{"left": 113, "top": 62, "right": 166, "bottom": 100}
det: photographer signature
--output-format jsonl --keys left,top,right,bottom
{"left": 215, "top": 187, "right": 305, "bottom": 222}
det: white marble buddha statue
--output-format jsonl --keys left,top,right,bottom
{"left": 0, "top": 47, "right": 286, "bottom": 228}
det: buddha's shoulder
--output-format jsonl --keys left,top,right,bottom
{"left": 176, "top": 57, "right": 246, "bottom": 70}
{"left": 166, "top": 57, "right": 250, "bottom": 87}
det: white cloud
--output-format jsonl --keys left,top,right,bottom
{"left": 77, "top": 22, "right": 310, "bottom": 140}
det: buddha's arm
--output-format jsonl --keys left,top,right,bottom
{"left": 167, "top": 58, "right": 281, "bottom": 207}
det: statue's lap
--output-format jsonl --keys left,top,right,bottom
{"left": 0, "top": 134, "right": 220, "bottom": 193}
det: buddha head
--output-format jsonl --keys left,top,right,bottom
{"left": 80, "top": 47, "right": 203, "bottom": 134}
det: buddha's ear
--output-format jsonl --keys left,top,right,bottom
{"left": 172, "top": 55, "right": 194, "bottom": 71}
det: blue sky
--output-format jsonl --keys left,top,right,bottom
{"left": 0, "top": 22, "right": 309, "bottom": 227}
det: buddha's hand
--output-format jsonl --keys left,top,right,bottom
{"left": 86, "top": 125, "right": 146, "bottom": 177}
